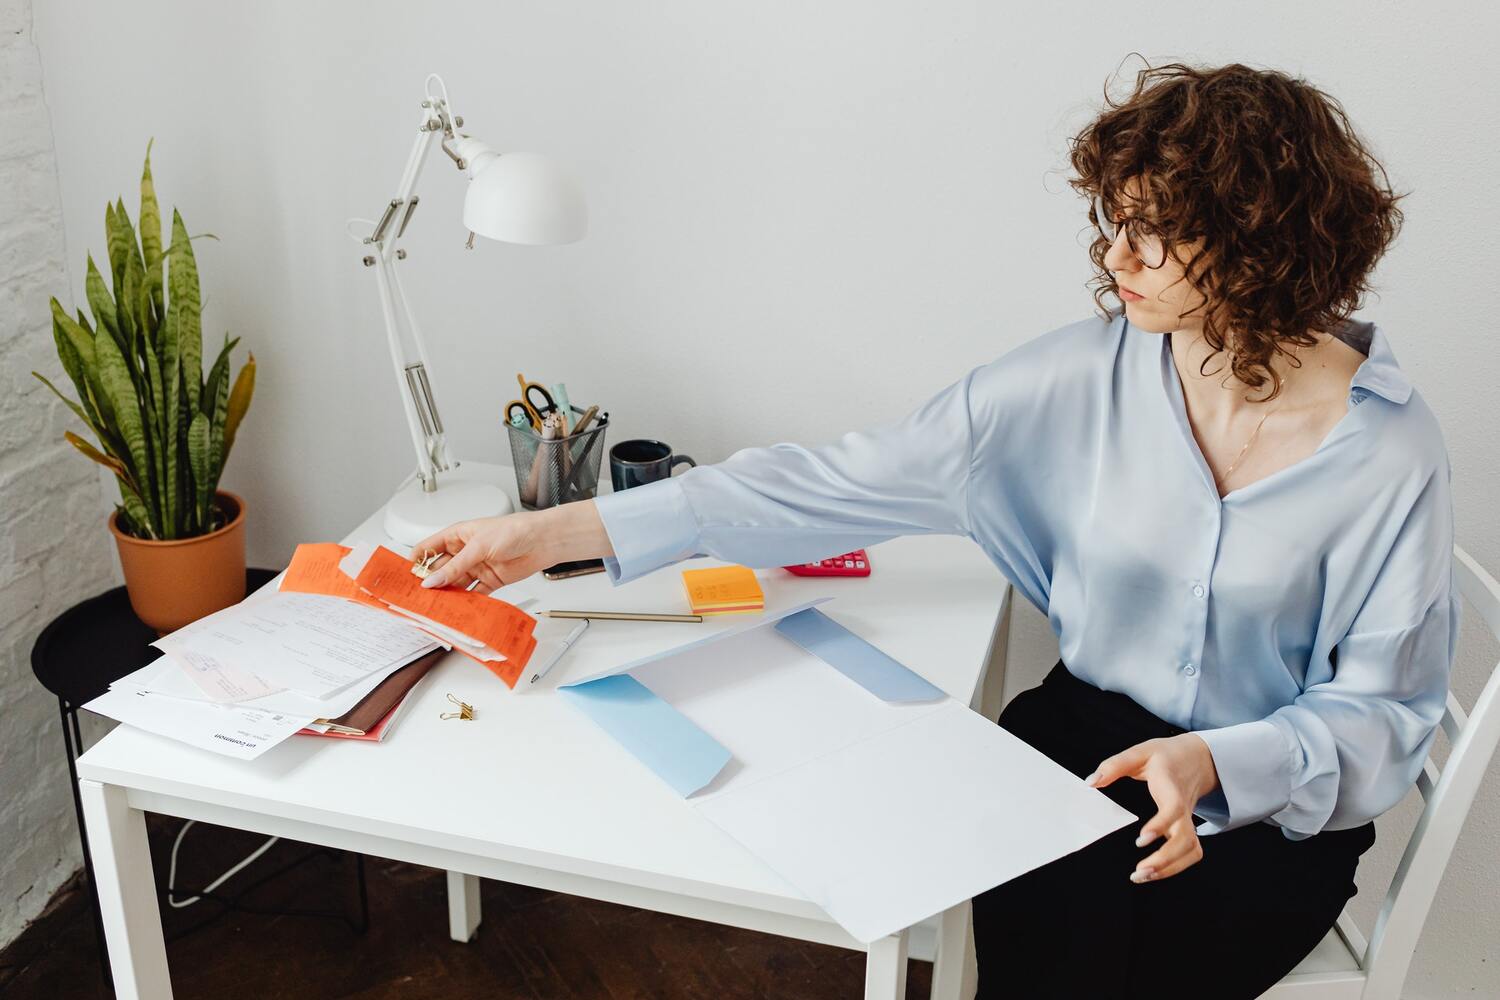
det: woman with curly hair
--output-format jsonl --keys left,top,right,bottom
{"left": 415, "top": 60, "right": 1458, "bottom": 998}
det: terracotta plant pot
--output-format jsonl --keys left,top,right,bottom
{"left": 109, "top": 490, "right": 248, "bottom": 634}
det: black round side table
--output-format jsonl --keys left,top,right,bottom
{"left": 29, "top": 569, "right": 368, "bottom": 994}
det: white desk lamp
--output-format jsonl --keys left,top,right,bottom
{"left": 350, "top": 73, "right": 586, "bottom": 545}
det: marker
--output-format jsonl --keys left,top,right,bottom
{"left": 551, "top": 383, "right": 573, "bottom": 433}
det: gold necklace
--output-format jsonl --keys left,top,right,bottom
{"left": 1215, "top": 371, "right": 1291, "bottom": 489}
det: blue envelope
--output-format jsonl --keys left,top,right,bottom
{"left": 559, "top": 603, "right": 939, "bottom": 798}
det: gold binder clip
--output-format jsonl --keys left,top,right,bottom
{"left": 440, "top": 692, "right": 475, "bottom": 721}
{"left": 411, "top": 549, "right": 440, "bottom": 579}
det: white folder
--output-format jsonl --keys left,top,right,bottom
{"left": 558, "top": 602, "right": 1135, "bottom": 943}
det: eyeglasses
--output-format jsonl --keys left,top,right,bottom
{"left": 1092, "top": 193, "right": 1168, "bottom": 269}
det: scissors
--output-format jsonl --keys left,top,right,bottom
{"left": 505, "top": 373, "right": 557, "bottom": 430}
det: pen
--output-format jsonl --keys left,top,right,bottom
{"left": 556, "top": 409, "right": 607, "bottom": 502}
{"left": 528, "top": 619, "right": 589, "bottom": 684}
{"left": 540, "top": 610, "right": 704, "bottom": 623}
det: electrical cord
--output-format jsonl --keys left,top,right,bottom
{"left": 161, "top": 820, "right": 369, "bottom": 944}
{"left": 166, "top": 819, "right": 280, "bottom": 908}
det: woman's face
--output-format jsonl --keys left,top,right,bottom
{"left": 1100, "top": 178, "right": 1206, "bottom": 336}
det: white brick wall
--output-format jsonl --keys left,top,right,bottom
{"left": 0, "top": 0, "right": 118, "bottom": 950}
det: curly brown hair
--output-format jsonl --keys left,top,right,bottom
{"left": 1067, "top": 58, "right": 1407, "bottom": 399}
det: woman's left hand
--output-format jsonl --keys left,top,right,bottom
{"left": 1085, "top": 733, "right": 1221, "bottom": 884}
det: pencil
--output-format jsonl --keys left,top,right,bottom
{"left": 540, "top": 610, "right": 703, "bottom": 623}
{"left": 569, "top": 405, "right": 600, "bottom": 438}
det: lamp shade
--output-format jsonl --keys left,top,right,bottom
{"left": 460, "top": 147, "right": 587, "bottom": 246}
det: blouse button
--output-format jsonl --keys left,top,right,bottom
{"left": 1192, "top": 584, "right": 1205, "bottom": 598}
{"left": 1183, "top": 663, "right": 1198, "bottom": 676}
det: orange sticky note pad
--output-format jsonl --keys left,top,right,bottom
{"left": 682, "top": 565, "right": 764, "bottom": 615}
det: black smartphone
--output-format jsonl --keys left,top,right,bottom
{"left": 543, "top": 557, "right": 606, "bottom": 580}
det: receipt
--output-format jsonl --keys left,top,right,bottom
{"left": 175, "top": 649, "right": 284, "bottom": 703}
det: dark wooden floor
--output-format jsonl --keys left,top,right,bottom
{"left": 0, "top": 814, "right": 933, "bottom": 999}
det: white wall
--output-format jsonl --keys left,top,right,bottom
{"left": 23, "top": 1, "right": 1500, "bottom": 994}
{"left": 0, "top": 0, "right": 120, "bottom": 949}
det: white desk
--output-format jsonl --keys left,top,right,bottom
{"left": 78, "top": 464, "right": 1010, "bottom": 1000}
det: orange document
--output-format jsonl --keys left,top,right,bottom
{"left": 354, "top": 545, "right": 538, "bottom": 688}
{"left": 682, "top": 565, "right": 765, "bottom": 615}
{"left": 280, "top": 542, "right": 538, "bottom": 689}
{"left": 280, "top": 543, "right": 385, "bottom": 609}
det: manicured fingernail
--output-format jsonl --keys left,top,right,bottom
{"left": 1130, "top": 867, "right": 1156, "bottom": 883}
{"left": 1135, "top": 832, "right": 1154, "bottom": 847}
{"left": 1083, "top": 771, "right": 1100, "bottom": 786}
{"left": 421, "top": 574, "right": 442, "bottom": 589}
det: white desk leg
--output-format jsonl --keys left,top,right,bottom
{"left": 79, "top": 780, "right": 172, "bottom": 1000}
{"left": 930, "top": 901, "right": 978, "bottom": 1000}
{"left": 865, "top": 927, "right": 910, "bottom": 1000}
{"left": 446, "top": 870, "right": 481, "bottom": 942}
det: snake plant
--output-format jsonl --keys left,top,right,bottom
{"left": 32, "top": 141, "right": 255, "bottom": 540}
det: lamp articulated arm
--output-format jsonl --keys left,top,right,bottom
{"left": 354, "top": 75, "right": 473, "bottom": 493}
{"left": 347, "top": 74, "right": 584, "bottom": 533}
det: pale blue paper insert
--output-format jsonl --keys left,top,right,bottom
{"left": 774, "top": 608, "right": 944, "bottom": 703}
{"left": 558, "top": 674, "right": 732, "bottom": 797}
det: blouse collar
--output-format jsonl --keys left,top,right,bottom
{"left": 1138, "top": 312, "right": 1414, "bottom": 407}
{"left": 1336, "top": 319, "right": 1413, "bottom": 405}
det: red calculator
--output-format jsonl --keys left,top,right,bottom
{"left": 785, "top": 550, "right": 871, "bottom": 577}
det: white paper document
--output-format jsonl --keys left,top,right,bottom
{"left": 85, "top": 685, "right": 316, "bottom": 761}
{"left": 174, "top": 649, "right": 284, "bottom": 703}
{"left": 561, "top": 609, "right": 1136, "bottom": 943}
{"left": 140, "top": 651, "right": 417, "bottom": 721}
{"left": 154, "top": 591, "right": 440, "bottom": 699}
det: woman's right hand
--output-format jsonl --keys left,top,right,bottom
{"left": 413, "top": 500, "right": 614, "bottom": 592}
{"left": 412, "top": 514, "right": 547, "bottom": 592}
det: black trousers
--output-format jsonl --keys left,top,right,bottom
{"left": 970, "top": 659, "right": 1376, "bottom": 1000}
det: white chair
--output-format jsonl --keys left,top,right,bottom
{"left": 928, "top": 544, "right": 1500, "bottom": 1000}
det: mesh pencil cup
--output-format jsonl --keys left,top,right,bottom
{"left": 506, "top": 407, "right": 609, "bottom": 511}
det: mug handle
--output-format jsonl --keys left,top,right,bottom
{"left": 670, "top": 454, "right": 697, "bottom": 474}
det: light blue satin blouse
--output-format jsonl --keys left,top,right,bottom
{"left": 593, "top": 309, "right": 1461, "bottom": 841}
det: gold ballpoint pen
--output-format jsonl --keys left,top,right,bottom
{"left": 540, "top": 610, "right": 703, "bottom": 623}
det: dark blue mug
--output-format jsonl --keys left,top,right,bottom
{"left": 610, "top": 439, "right": 696, "bottom": 492}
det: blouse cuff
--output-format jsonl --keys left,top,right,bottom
{"left": 593, "top": 478, "right": 703, "bottom": 585}
{"left": 1191, "top": 720, "right": 1294, "bottom": 835}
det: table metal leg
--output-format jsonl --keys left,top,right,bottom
{"left": 79, "top": 780, "right": 172, "bottom": 1000}
{"left": 865, "top": 927, "right": 910, "bottom": 1000}
{"left": 445, "top": 870, "right": 482, "bottom": 942}
{"left": 60, "top": 700, "right": 114, "bottom": 997}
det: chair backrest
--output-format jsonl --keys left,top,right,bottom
{"left": 1357, "top": 544, "right": 1500, "bottom": 998}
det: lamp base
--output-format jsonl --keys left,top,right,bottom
{"left": 382, "top": 470, "right": 515, "bottom": 547}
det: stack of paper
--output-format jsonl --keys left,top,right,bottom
{"left": 682, "top": 565, "right": 765, "bottom": 615}
{"left": 85, "top": 589, "right": 446, "bottom": 759}
{"left": 83, "top": 540, "right": 542, "bottom": 760}
{"left": 155, "top": 591, "right": 443, "bottom": 701}
{"left": 298, "top": 650, "right": 441, "bottom": 742}
{"left": 287, "top": 542, "right": 539, "bottom": 687}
